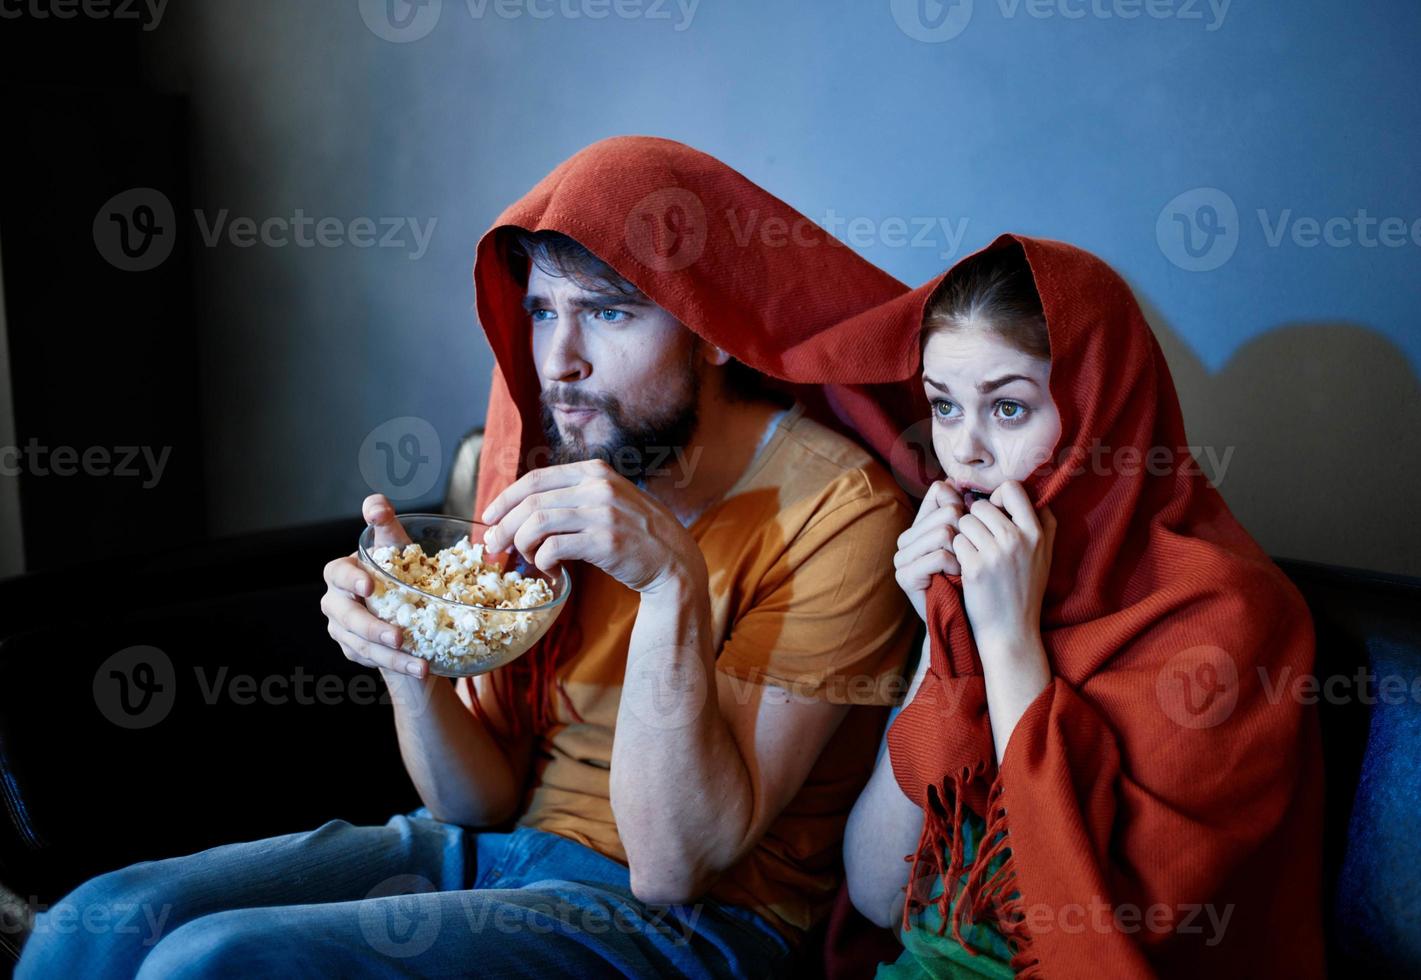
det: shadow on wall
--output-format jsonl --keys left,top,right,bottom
{"left": 1136, "top": 295, "right": 1421, "bottom": 579}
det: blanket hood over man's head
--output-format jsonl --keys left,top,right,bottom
{"left": 466, "top": 135, "right": 909, "bottom": 732}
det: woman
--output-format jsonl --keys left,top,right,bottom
{"left": 839, "top": 236, "right": 1324, "bottom": 978}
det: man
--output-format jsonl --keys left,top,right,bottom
{"left": 17, "top": 137, "right": 914, "bottom": 978}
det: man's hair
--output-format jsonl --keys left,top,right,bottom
{"left": 509, "top": 228, "right": 643, "bottom": 297}
{"left": 509, "top": 228, "right": 768, "bottom": 402}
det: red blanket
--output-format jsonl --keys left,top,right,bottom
{"left": 828, "top": 234, "right": 1326, "bottom": 978}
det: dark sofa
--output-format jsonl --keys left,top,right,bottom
{"left": 0, "top": 515, "right": 1416, "bottom": 977}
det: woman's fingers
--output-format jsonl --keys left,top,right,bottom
{"left": 965, "top": 498, "right": 1016, "bottom": 540}
{"left": 911, "top": 480, "right": 960, "bottom": 528}
{"left": 954, "top": 512, "right": 996, "bottom": 552}
{"left": 895, "top": 517, "right": 956, "bottom": 569}
{"left": 897, "top": 503, "right": 963, "bottom": 555}
{"left": 895, "top": 548, "right": 961, "bottom": 592}
{"left": 989, "top": 481, "right": 1043, "bottom": 539}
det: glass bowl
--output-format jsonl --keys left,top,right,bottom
{"left": 357, "top": 513, "right": 571, "bottom": 677}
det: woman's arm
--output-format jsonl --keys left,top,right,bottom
{"left": 844, "top": 635, "right": 932, "bottom": 928}
{"left": 978, "top": 628, "right": 1052, "bottom": 765}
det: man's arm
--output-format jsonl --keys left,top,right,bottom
{"left": 480, "top": 459, "right": 911, "bottom": 904}
{"left": 609, "top": 567, "right": 854, "bottom": 904}
{"left": 382, "top": 670, "right": 532, "bottom": 827}
{"left": 321, "top": 494, "right": 531, "bottom": 827}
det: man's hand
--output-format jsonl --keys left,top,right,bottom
{"left": 480, "top": 459, "right": 707, "bottom": 596}
{"left": 893, "top": 480, "right": 965, "bottom": 622}
{"left": 320, "top": 493, "right": 430, "bottom": 679}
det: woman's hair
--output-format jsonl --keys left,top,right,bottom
{"left": 922, "top": 243, "right": 1050, "bottom": 360}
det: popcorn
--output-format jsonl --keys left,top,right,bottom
{"left": 362, "top": 536, "right": 556, "bottom": 673}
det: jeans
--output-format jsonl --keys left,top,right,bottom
{"left": 15, "top": 807, "right": 791, "bottom": 979}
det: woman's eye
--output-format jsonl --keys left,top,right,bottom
{"left": 931, "top": 399, "right": 958, "bottom": 420}
{"left": 595, "top": 308, "right": 628, "bottom": 323}
{"left": 995, "top": 400, "right": 1029, "bottom": 422}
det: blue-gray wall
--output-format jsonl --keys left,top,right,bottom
{"left": 142, "top": 0, "right": 1420, "bottom": 575}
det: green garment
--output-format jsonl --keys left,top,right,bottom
{"left": 876, "top": 808, "right": 1017, "bottom": 979}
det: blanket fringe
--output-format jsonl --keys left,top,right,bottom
{"left": 900, "top": 760, "right": 1041, "bottom": 977}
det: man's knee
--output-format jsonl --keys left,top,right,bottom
{"left": 16, "top": 864, "right": 180, "bottom": 977}
{"left": 134, "top": 909, "right": 290, "bottom": 980}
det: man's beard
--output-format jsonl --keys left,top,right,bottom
{"left": 539, "top": 368, "right": 701, "bottom": 482}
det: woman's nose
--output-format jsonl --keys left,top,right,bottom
{"left": 951, "top": 424, "right": 992, "bottom": 467}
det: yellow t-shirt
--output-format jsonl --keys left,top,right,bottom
{"left": 515, "top": 401, "right": 915, "bottom": 942}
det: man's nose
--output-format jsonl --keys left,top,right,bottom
{"left": 539, "top": 317, "right": 590, "bottom": 383}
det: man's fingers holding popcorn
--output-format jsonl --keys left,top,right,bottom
{"left": 482, "top": 460, "right": 701, "bottom": 596}
{"left": 482, "top": 484, "right": 590, "bottom": 555}
{"left": 480, "top": 460, "right": 614, "bottom": 527}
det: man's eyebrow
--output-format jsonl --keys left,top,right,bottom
{"left": 570, "top": 292, "right": 652, "bottom": 309}
{"left": 521, "top": 292, "right": 652, "bottom": 312}
{"left": 922, "top": 373, "right": 1039, "bottom": 394}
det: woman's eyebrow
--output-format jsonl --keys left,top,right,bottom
{"left": 978, "top": 374, "right": 1038, "bottom": 393}
{"left": 922, "top": 373, "right": 1038, "bottom": 393}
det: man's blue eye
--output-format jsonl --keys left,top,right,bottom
{"left": 596, "top": 308, "right": 628, "bottom": 323}
{"left": 530, "top": 309, "right": 554, "bottom": 322}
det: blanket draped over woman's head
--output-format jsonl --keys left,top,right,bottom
{"left": 463, "top": 135, "right": 909, "bottom": 735}
{"left": 827, "top": 234, "right": 1325, "bottom": 978}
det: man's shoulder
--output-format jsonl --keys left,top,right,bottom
{"left": 752, "top": 406, "right": 910, "bottom": 523}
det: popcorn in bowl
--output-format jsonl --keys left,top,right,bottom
{"left": 362, "top": 534, "right": 561, "bottom": 675}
